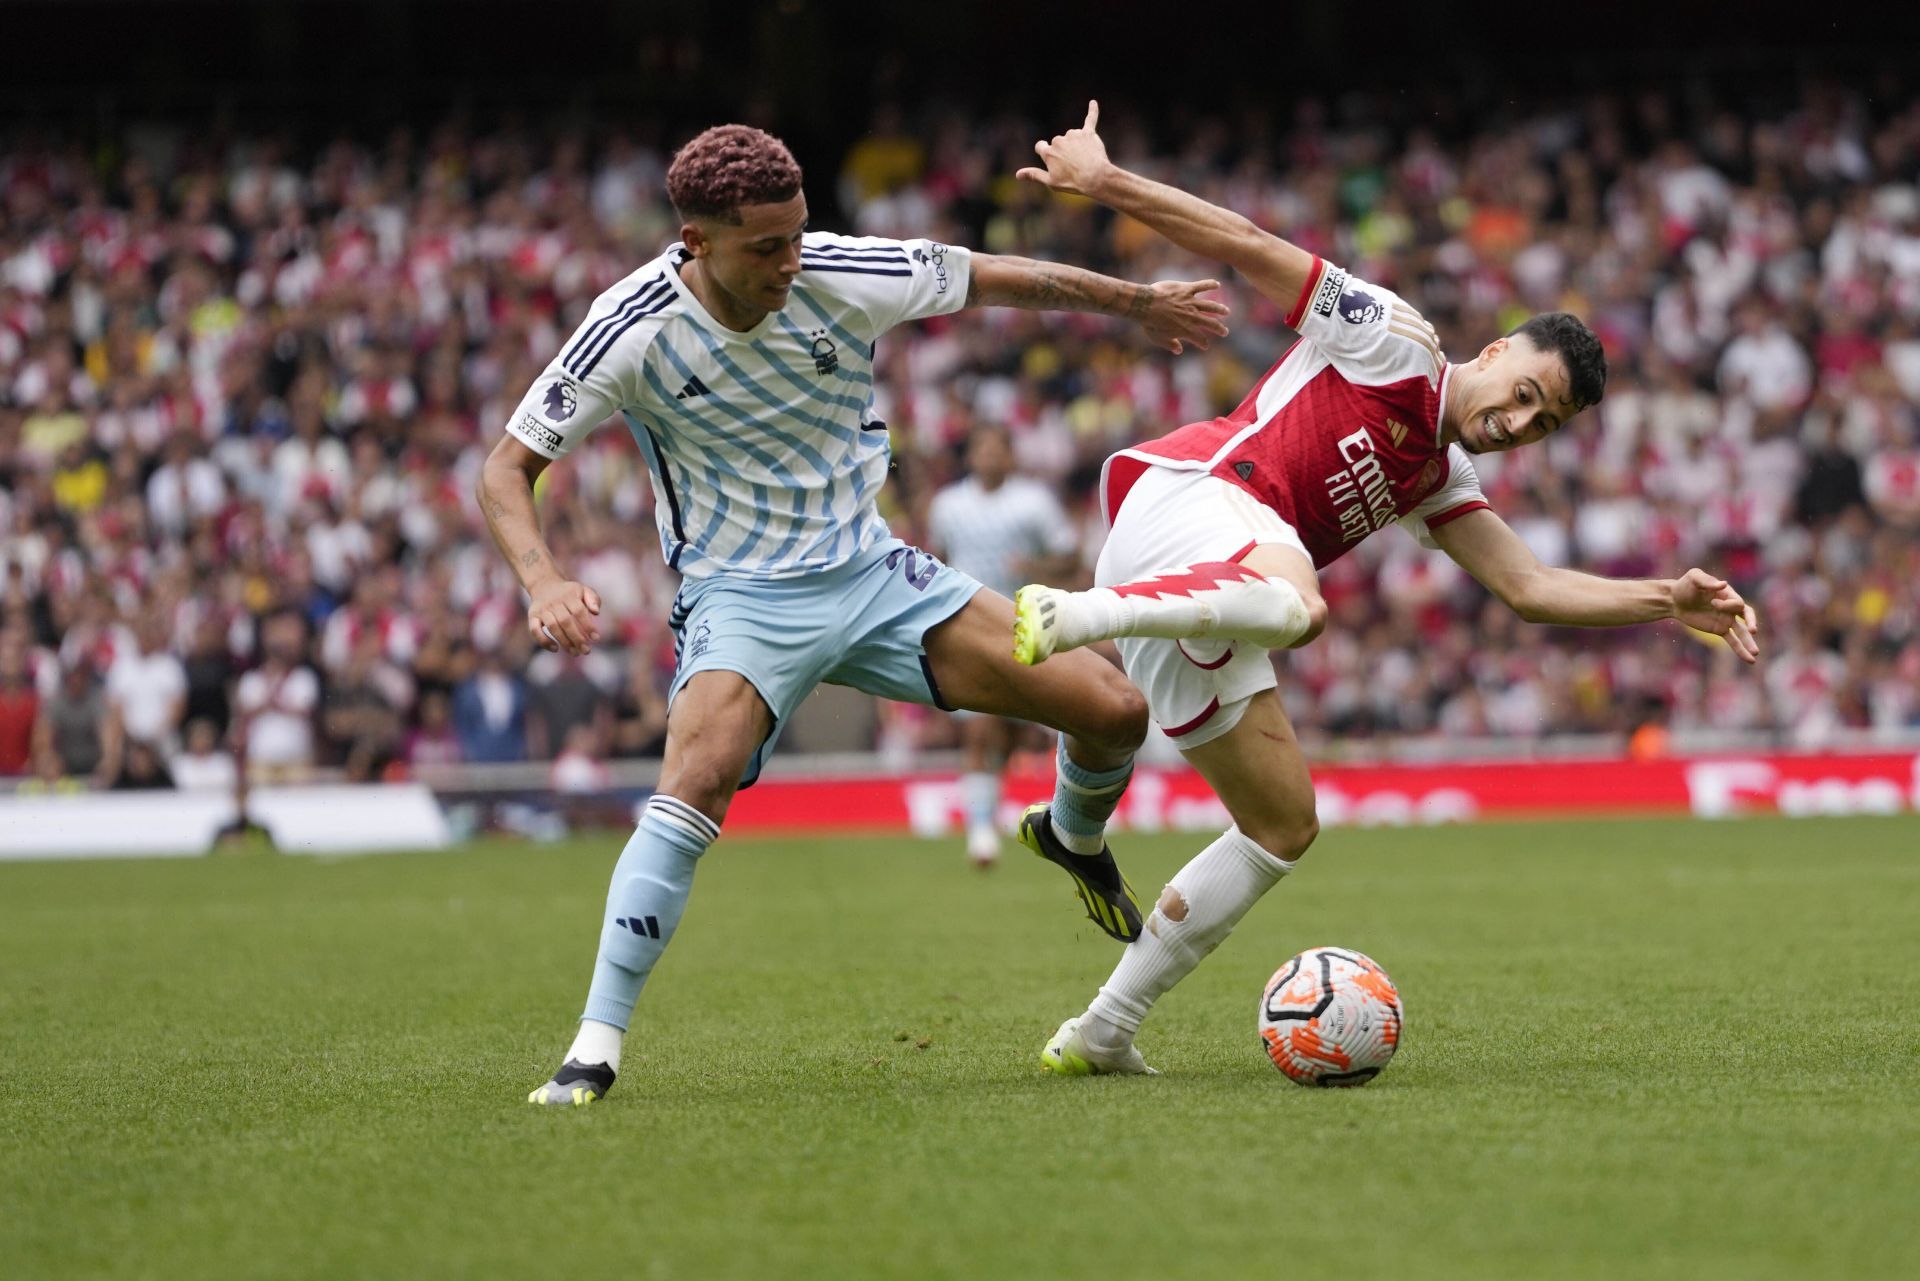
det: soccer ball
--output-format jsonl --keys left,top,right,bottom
{"left": 1259, "top": 946, "right": 1404, "bottom": 1086}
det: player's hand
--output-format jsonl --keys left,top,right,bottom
{"left": 1016, "top": 99, "right": 1116, "bottom": 198}
{"left": 1137, "top": 278, "right": 1230, "bottom": 354}
{"left": 528, "top": 579, "right": 602, "bottom": 655}
{"left": 1671, "top": 569, "right": 1760, "bottom": 664}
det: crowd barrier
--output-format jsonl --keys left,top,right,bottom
{"left": 3, "top": 750, "right": 1916, "bottom": 861}
{"left": 0, "top": 784, "right": 452, "bottom": 860}
{"left": 724, "top": 750, "right": 1920, "bottom": 834}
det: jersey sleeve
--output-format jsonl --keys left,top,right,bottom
{"left": 502, "top": 282, "right": 657, "bottom": 460}
{"left": 801, "top": 233, "right": 972, "bottom": 337}
{"left": 1284, "top": 256, "right": 1445, "bottom": 390}
{"left": 1397, "top": 445, "right": 1492, "bottom": 549}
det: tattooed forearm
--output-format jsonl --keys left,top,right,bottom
{"left": 477, "top": 452, "right": 566, "bottom": 593}
{"left": 972, "top": 254, "right": 1154, "bottom": 317}
{"left": 1031, "top": 270, "right": 1066, "bottom": 308}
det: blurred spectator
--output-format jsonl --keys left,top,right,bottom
{"left": 111, "top": 739, "right": 175, "bottom": 791}
{"left": 404, "top": 689, "right": 464, "bottom": 769}
{"left": 612, "top": 641, "right": 671, "bottom": 758}
{"left": 180, "top": 616, "right": 235, "bottom": 739}
{"left": 452, "top": 646, "right": 529, "bottom": 763}
{"left": 106, "top": 615, "right": 188, "bottom": 755}
{"left": 320, "top": 566, "right": 421, "bottom": 676}
{"left": 144, "top": 430, "right": 227, "bottom": 538}
{"left": 1719, "top": 301, "right": 1813, "bottom": 426}
{"left": 0, "top": 630, "right": 39, "bottom": 775}
{"left": 171, "top": 718, "right": 240, "bottom": 793}
{"left": 526, "top": 650, "right": 615, "bottom": 762}
{"left": 321, "top": 630, "right": 414, "bottom": 780}
{"left": 233, "top": 610, "right": 319, "bottom": 781}
{"left": 32, "top": 660, "right": 121, "bottom": 785}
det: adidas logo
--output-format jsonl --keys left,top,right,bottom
{"left": 1234, "top": 461, "right": 1255, "bottom": 481}
{"left": 674, "top": 375, "right": 713, "bottom": 400}
{"left": 615, "top": 915, "right": 661, "bottom": 939}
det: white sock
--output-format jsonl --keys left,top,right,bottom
{"left": 1058, "top": 563, "right": 1311, "bottom": 651}
{"left": 1082, "top": 827, "right": 1294, "bottom": 1045}
{"left": 566, "top": 1018, "right": 625, "bottom": 1073}
{"left": 1048, "top": 814, "right": 1106, "bottom": 856}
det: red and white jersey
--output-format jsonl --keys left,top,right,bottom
{"left": 1102, "top": 257, "right": 1488, "bottom": 568}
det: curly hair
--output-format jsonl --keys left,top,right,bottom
{"left": 1508, "top": 312, "right": 1608, "bottom": 411}
{"left": 665, "top": 125, "right": 803, "bottom": 223}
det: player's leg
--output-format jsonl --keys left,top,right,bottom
{"left": 529, "top": 669, "right": 772, "bottom": 1106}
{"left": 925, "top": 586, "right": 1146, "bottom": 759}
{"left": 958, "top": 712, "right": 1015, "bottom": 867}
{"left": 1038, "top": 471, "right": 1322, "bottom": 1073}
{"left": 581, "top": 668, "right": 773, "bottom": 1033}
{"left": 828, "top": 543, "right": 1148, "bottom": 940}
{"left": 1013, "top": 536, "right": 1328, "bottom": 664}
{"left": 922, "top": 588, "right": 1150, "bottom": 940}
{"left": 533, "top": 560, "right": 825, "bottom": 1106}
{"left": 1051, "top": 689, "right": 1318, "bottom": 1075}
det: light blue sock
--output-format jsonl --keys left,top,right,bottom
{"left": 1050, "top": 737, "right": 1133, "bottom": 848}
{"left": 581, "top": 794, "right": 719, "bottom": 1030}
{"left": 961, "top": 770, "right": 1002, "bottom": 836}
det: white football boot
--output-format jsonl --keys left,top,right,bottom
{"left": 1039, "top": 1016, "right": 1158, "bottom": 1076}
{"left": 1012, "top": 585, "right": 1073, "bottom": 666}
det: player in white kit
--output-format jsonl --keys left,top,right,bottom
{"left": 478, "top": 123, "right": 1231, "bottom": 1105}
{"left": 926, "top": 425, "right": 1081, "bottom": 866}
{"left": 1010, "top": 105, "right": 1762, "bottom": 1076}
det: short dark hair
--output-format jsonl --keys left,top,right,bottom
{"left": 968, "top": 422, "right": 1012, "bottom": 449}
{"left": 665, "top": 125, "right": 803, "bottom": 223}
{"left": 1508, "top": 312, "right": 1607, "bottom": 412}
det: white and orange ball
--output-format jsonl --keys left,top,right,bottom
{"left": 1259, "top": 946, "right": 1404, "bottom": 1086}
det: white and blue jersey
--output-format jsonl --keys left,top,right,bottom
{"left": 504, "top": 232, "right": 973, "bottom": 581}
{"left": 927, "top": 475, "right": 1077, "bottom": 598}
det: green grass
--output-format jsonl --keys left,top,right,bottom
{"left": 2, "top": 816, "right": 1917, "bottom": 1281}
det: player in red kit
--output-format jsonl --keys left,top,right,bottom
{"left": 1011, "top": 104, "right": 1763, "bottom": 1076}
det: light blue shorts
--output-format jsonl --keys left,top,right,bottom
{"left": 667, "top": 539, "right": 982, "bottom": 786}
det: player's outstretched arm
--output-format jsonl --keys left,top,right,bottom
{"left": 1016, "top": 100, "right": 1315, "bottom": 312}
{"left": 1432, "top": 509, "right": 1761, "bottom": 663}
{"left": 965, "top": 253, "right": 1228, "bottom": 355}
{"left": 477, "top": 435, "right": 603, "bottom": 656}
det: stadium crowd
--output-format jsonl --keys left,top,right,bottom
{"left": 3, "top": 81, "right": 1918, "bottom": 788}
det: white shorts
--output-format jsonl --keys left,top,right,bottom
{"left": 1094, "top": 465, "right": 1310, "bottom": 751}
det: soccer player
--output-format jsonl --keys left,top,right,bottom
{"left": 925, "top": 424, "right": 1082, "bottom": 867}
{"left": 480, "top": 124, "right": 1230, "bottom": 1106}
{"left": 1010, "top": 104, "right": 1762, "bottom": 1076}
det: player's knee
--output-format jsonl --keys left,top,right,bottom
{"left": 1238, "top": 810, "right": 1319, "bottom": 862}
{"left": 1090, "top": 679, "right": 1149, "bottom": 753}
{"left": 1282, "top": 587, "right": 1328, "bottom": 652}
{"left": 1299, "top": 591, "right": 1328, "bottom": 644}
{"left": 656, "top": 755, "right": 739, "bottom": 825}
{"left": 1271, "top": 812, "right": 1320, "bottom": 861}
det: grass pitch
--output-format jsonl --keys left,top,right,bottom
{"left": 2, "top": 815, "right": 1917, "bottom": 1280}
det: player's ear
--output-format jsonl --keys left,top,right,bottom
{"left": 1478, "top": 337, "right": 1508, "bottom": 368}
{"left": 680, "top": 221, "right": 710, "bottom": 257}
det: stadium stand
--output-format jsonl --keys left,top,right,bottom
{"left": 2, "top": 82, "right": 1918, "bottom": 789}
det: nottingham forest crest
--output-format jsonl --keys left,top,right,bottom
{"left": 809, "top": 330, "right": 839, "bottom": 376}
